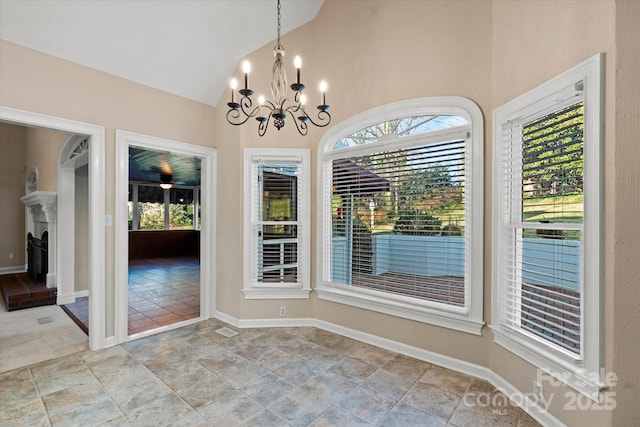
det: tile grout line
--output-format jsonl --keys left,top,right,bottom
{"left": 80, "top": 353, "right": 130, "bottom": 425}
{"left": 28, "top": 366, "right": 53, "bottom": 427}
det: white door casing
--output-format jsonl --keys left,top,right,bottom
{"left": 114, "top": 130, "right": 217, "bottom": 344}
{"left": 0, "top": 106, "right": 106, "bottom": 351}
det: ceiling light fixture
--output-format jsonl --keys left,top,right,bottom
{"left": 226, "top": 0, "right": 331, "bottom": 136}
{"left": 159, "top": 174, "right": 173, "bottom": 190}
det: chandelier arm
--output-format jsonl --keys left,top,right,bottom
{"left": 226, "top": 95, "right": 264, "bottom": 126}
{"left": 258, "top": 112, "right": 271, "bottom": 136}
{"left": 239, "top": 95, "right": 254, "bottom": 116}
{"left": 287, "top": 98, "right": 303, "bottom": 113}
{"left": 262, "top": 100, "right": 277, "bottom": 111}
{"left": 298, "top": 106, "right": 332, "bottom": 128}
{"left": 226, "top": 108, "right": 253, "bottom": 126}
{"left": 285, "top": 108, "right": 308, "bottom": 136}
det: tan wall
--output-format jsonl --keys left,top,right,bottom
{"left": 0, "top": 123, "right": 27, "bottom": 269}
{"left": 75, "top": 164, "right": 89, "bottom": 292}
{"left": 25, "top": 127, "right": 68, "bottom": 191}
{"left": 0, "top": 39, "right": 217, "bottom": 335}
{"left": 612, "top": 0, "right": 640, "bottom": 424}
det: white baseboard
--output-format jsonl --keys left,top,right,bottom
{"left": 314, "top": 319, "right": 491, "bottom": 381}
{"left": 213, "top": 311, "right": 564, "bottom": 427}
{"left": 57, "top": 289, "right": 90, "bottom": 305}
{"left": 0, "top": 266, "right": 26, "bottom": 275}
{"left": 489, "top": 371, "right": 564, "bottom": 427}
{"left": 57, "top": 294, "right": 76, "bottom": 305}
{"left": 104, "top": 336, "right": 117, "bottom": 348}
{"left": 213, "top": 311, "right": 240, "bottom": 327}
{"left": 74, "top": 290, "right": 89, "bottom": 298}
{"left": 126, "top": 316, "right": 204, "bottom": 342}
{"left": 215, "top": 311, "right": 314, "bottom": 329}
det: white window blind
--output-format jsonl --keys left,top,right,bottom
{"left": 500, "top": 100, "right": 584, "bottom": 357}
{"left": 502, "top": 98, "right": 584, "bottom": 358}
{"left": 330, "top": 137, "right": 468, "bottom": 309}
{"left": 493, "top": 54, "right": 604, "bottom": 397}
{"left": 244, "top": 148, "right": 311, "bottom": 299}
{"left": 318, "top": 98, "right": 484, "bottom": 333}
{"left": 251, "top": 159, "right": 303, "bottom": 285}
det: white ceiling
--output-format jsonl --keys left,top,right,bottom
{"left": 0, "top": 0, "right": 324, "bottom": 106}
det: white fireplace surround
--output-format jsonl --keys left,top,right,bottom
{"left": 21, "top": 191, "right": 57, "bottom": 288}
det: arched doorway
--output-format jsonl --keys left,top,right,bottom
{"left": 0, "top": 106, "right": 106, "bottom": 350}
{"left": 56, "top": 135, "right": 90, "bottom": 332}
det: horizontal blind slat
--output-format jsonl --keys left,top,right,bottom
{"left": 330, "top": 138, "right": 467, "bottom": 307}
{"left": 500, "top": 100, "right": 584, "bottom": 357}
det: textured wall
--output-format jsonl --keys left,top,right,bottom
{"left": 24, "top": 127, "right": 67, "bottom": 192}
{"left": 612, "top": 0, "right": 640, "bottom": 424}
{"left": 0, "top": 123, "right": 27, "bottom": 269}
{"left": 74, "top": 164, "right": 89, "bottom": 292}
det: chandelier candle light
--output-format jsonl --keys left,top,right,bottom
{"left": 226, "top": 0, "right": 331, "bottom": 136}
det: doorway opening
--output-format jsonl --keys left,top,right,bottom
{"left": 114, "top": 130, "right": 216, "bottom": 344}
{"left": 57, "top": 135, "right": 91, "bottom": 334}
{"left": 127, "top": 149, "right": 202, "bottom": 334}
{"left": 0, "top": 105, "right": 106, "bottom": 351}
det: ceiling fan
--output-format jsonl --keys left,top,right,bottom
{"left": 149, "top": 161, "right": 185, "bottom": 189}
{"left": 129, "top": 147, "right": 198, "bottom": 187}
{"left": 159, "top": 173, "right": 173, "bottom": 190}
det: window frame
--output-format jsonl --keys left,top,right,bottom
{"left": 129, "top": 182, "right": 200, "bottom": 231}
{"left": 243, "top": 148, "right": 311, "bottom": 299}
{"left": 491, "top": 53, "right": 604, "bottom": 398}
{"left": 317, "top": 97, "right": 484, "bottom": 335}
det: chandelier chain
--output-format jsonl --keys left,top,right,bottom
{"left": 276, "top": 0, "right": 282, "bottom": 49}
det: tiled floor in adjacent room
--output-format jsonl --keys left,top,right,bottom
{"left": 0, "top": 319, "right": 541, "bottom": 426}
{"left": 127, "top": 257, "right": 201, "bottom": 335}
{"left": 61, "top": 257, "right": 202, "bottom": 336}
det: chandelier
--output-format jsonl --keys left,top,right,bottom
{"left": 226, "top": 0, "right": 331, "bottom": 136}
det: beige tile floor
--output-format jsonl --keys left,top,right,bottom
{"left": 0, "top": 319, "right": 541, "bottom": 426}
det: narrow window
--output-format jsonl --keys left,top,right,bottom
{"left": 493, "top": 54, "right": 604, "bottom": 397}
{"left": 243, "top": 149, "right": 311, "bottom": 299}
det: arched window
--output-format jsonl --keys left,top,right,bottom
{"left": 317, "top": 97, "right": 484, "bottom": 334}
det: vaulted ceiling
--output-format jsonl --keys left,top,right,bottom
{"left": 0, "top": 0, "right": 324, "bottom": 106}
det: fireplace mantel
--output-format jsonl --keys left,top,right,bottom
{"left": 20, "top": 191, "right": 58, "bottom": 211}
{"left": 21, "top": 191, "right": 57, "bottom": 288}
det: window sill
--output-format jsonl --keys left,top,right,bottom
{"left": 242, "top": 288, "right": 311, "bottom": 300}
{"left": 490, "top": 325, "right": 607, "bottom": 400}
{"left": 317, "top": 283, "right": 483, "bottom": 335}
